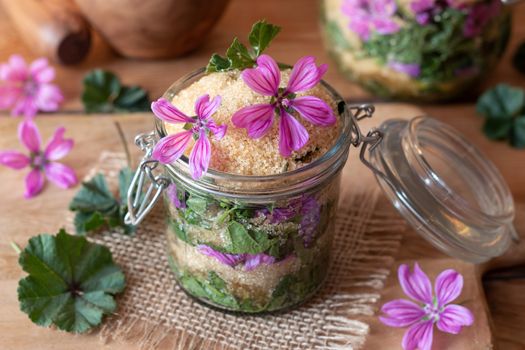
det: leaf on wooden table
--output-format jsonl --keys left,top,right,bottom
{"left": 17, "top": 229, "right": 125, "bottom": 333}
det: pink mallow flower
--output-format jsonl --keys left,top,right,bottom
{"left": 0, "top": 55, "right": 63, "bottom": 118}
{"left": 380, "top": 263, "right": 474, "bottom": 350}
{"left": 410, "top": 0, "right": 436, "bottom": 25}
{"left": 151, "top": 95, "right": 226, "bottom": 180}
{"left": 388, "top": 60, "right": 421, "bottom": 78}
{"left": 197, "top": 245, "right": 276, "bottom": 271}
{"left": 0, "top": 120, "right": 77, "bottom": 198}
{"left": 166, "top": 183, "right": 185, "bottom": 209}
{"left": 463, "top": 0, "right": 501, "bottom": 38}
{"left": 232, "top": 54, "right": 336, "bottom": 157}
{"left": 342, "top": 0, "right": 400, "bottom": 41}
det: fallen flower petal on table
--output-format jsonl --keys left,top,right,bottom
{"left": 0, "top": 119, "right": 77, "bottom": 198}
{"left": 380, "top": 263, "right": 474, "bottom": 350}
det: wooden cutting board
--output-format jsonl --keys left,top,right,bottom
{"left": 0, "top": 105, "right": 523, "bottom": 350}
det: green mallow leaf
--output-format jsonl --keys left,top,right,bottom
{"left": 186, "top": 195, "right": 209, "bottom": 214}
{"left": 69, "top": 170, "right": 136, "bottom": 235}
{"left": 114, "top": 86, "right": 150, "bottom": 112}
{"left": 118, "top": 167, "right": 134, "bottom": 202}
{"left": 82, "top": 69, "right": 150, "bottom": 113}
{"left": 248, "top": 20, "right": 281, "bottom": 56}
{"left": 477, "top": 84, "right": 525, "bottom": 120}
{"left": 206, "top": 54, "right": 232, "bottom": 73}
{"left": 512, "top": 118, "right": 525, "bottom": 148}
{"left": 227, "top": 38, "right": 255, "bottom": 69}
{"left": 206, "top": 20, "right": 281, "bottom": 73}
{"left": 226, "top": 221, "right": 275, "bottom": 254}
{"left": 476, "top": 84, "right": 525, "bottom": 148}
{"left": 17, "top": 229, "right": 125, "bottom": 333}
{"left": 482, "top": 118, "right": 512, "bottom": 140}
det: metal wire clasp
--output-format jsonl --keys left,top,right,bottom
{"left": 348, "top": 104, "right": 395, "bottom": 189}
{"left": 124, "top": 132, "right": 170, "bottom": 226}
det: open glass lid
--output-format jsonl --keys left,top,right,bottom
{"left": 360, "top": 116, "right": 517, "bottom": 264}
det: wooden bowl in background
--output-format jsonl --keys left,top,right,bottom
{"left": 74, "top": 0, "right": 230, "bottom": 59}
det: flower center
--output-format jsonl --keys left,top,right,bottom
{"left": 31, "top": 152, "right": 47, "bottom": 169}
{"left": 423, "top": 302, "right": 443, "bottom": 323}
{"left": 272, "top": 88, "right": 297, "bottom": 113}
{"left": 184, "top": 117, "right": 210, "bottom": 139}
{"left": 23, "top": 79, "right": 38, "bottom": 97}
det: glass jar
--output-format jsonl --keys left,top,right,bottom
{"left": 128, "top": 68, "right": 354, "bottom": 313}
{"left": 126, "top": 70, "right": 517, "bottom": 315}
{"left": 320, "top": 0, "right": 512, "bottom": 101}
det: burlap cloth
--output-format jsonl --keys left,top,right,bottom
{"left": 71, "top": 151, "right": 406, "bottom": 350}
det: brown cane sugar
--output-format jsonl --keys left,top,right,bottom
{"left": 164, "top": 69, "right": 341, "bottom": 176}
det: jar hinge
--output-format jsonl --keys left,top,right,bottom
{"left": 124, "top": 132, "right": 170, "bottom": 226}
{"left": 349, "top": 104, "right": 396, "bottom": 190}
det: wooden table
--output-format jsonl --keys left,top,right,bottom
{"left": 0, "top": 0, "right": 524, "bottom": 349}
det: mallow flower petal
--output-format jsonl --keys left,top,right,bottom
{"left": 207, "top": 120, "right": 227, "bottom": 140}
{"left": 166, "top": 183, "right": 185, "bottom": 209}
{"left": 18, "top": 119, "right": 42, "bottom": 153}
{"left": 195, "top": 94, "right": 221, "bottom": 120}
{"left": 243, "top": 253, "right": 276, "bottom": 271}
{"left": 44, "top": 162, "right": 78, "bottom": 189}
{"left": 152, "top": 131, "right": 192, "bottom": 164}
{"left": 12, "top": 95, "right": 38, "bottom": 118}
{"left": 44, "top": 127, "right": 73, "bottom": 161}
{"left": 379, "top": 299, "right": 425, "bottom": 328}
{"left": 0, "top": 85, "right": 21, "bottom": 109}
{"left": 398, "top": 263, "right": 433, "bottom": 304}
{"left": 435, "top": 269, "right": 463, "bottom": 306}
{"left": 290, "top": 96, "right": 336, "bottom": 126}
{"left": 189, "top": 130, "right": 211, "bottom": 180}
{"left": 389, "top": 61, "right": 421, "bottom": 78}
{"left": 0, "top": 151, "right": 30, "bottom": 169}
{"left": 24, "top": 168, "right": 45, "bottom": 198}
{"left": 279, "top": 110, "right": 309, "bottom": 157}
{"left": 286, "top": 56, "right": 327, "bottom": 93}
{"left": 30, "top": 58, "right": 55, "bottom": 83}
{"left": 197, "top": 245, "right": 244, "bottom": 267}
{"left": 241, "top": 54, "right": 280, "bottom": 96}
{"left": 373, "top": 18, "right": 400, "bottom": 35}
{"left": 437, "top": 304, "right": 474, "bottom": 334}
{"left": 402, "top": 320, "right": 434, "bottom": 350}
{"left": 1, "top": 55, "right": 28, "bottom": 81}
{"left": 151, "top": 98, "right": 194, "bottom": 124}
{"left": 232, "top": 104, "right": 274, "bottom": 139}
{"left": 35, "top": 84, "right": 63, "bottom": 112}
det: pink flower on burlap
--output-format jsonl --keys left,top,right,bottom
{"left": 0, "top": 119, "right": 77, "bottom": 198}
{"left": 151, "top": 95, "right": 227, "bottom": 180}
{"left": 0, "top": 55, "right": 63, "bottom": 117}
{"left": 232, "top": 54, "right": 336, "bottom": 157}
{"left": 380, "top": 263, "right": 474, "bottom": 350}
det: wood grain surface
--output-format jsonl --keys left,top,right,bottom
{"left": 0, "top": 0, "right": 524, "bottom": 349}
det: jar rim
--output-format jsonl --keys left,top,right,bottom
{"left": 155, "top": 67, "right": 353, "bottom": 195}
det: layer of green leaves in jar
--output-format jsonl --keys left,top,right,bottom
{"left": 166, "top": 243, "right": 328, "bottom": 313}
{"left": 165, "top": 188, "right": 335, "bottom": 259}
{"left": 163, "top": 186, "right": 336, "bottom": 311}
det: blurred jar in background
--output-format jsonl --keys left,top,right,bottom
{"left": 320, "top": 0, "right": 511, "bottom": 101}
